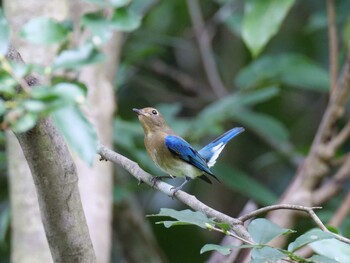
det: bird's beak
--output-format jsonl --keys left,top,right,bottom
{"left": 133, "top": 108, "right": 144, "bottom": 116}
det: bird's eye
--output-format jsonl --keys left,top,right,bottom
{"left": 151, "top": 110, "right": 158, "bottom": 115}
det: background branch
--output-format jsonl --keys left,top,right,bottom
{"left": 186, "top": 0, "right": 228, "bottom": 98}
{"left": 327, "top": 0, "right": 338, "bottom": 95}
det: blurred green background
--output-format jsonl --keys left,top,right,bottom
{"left": 1, "top": 0, "right": 350, "bottom": 262}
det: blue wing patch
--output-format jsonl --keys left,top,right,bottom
{"left": 165, "top": 135, "right": 215, "bottom": 177}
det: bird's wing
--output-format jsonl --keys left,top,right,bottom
{"left": 165, "top": 135, "right": 216, "bottom": 178}
{"left": 199, "top": 127, "right": 244, "bottom": 168}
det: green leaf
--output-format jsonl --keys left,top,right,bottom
{"left": 251, "top": 246, "right": 286, "bottom": 262}
{"left": 82, "top": 0, "right": 130, "bottom": 7}
{"left": 110, "top": 8, "right": 141, "bottom": 32}
{"left": 216, "top": 164, "right": 277, "bottom": 205}
{"left": 109, "top": 0, "right": 130, "bottom": 8}
{"left": 0, "top": 204, "right": 10, "bottom": 244}
{"left": 288, "top": 229, "right": 335, "bottom": 252}
{"left": 232, "top": 109, "right": 289, "bottom": 144}
{"left": 52, "top": 106, "right": 98, "bottom": 165}
{"left": 0, "top": 9, "right": 9, "bottom": 55}
{"left": 200, "top": 243, "right": 259, "bottom": 255}
{"left": 242, "top": 0, "right": 295, "bottom": 57}
{"left": 52, "top": 83, "right": 86, "bottom": 103}
{"left": 21, "top": 17, "right": 69, "bottom": 45}
{"left": 248, "top": 218, "right": 294, "bottom": 244}
{"left": 309, "top": 239, "right": 350, "bottom": 263}
{"left": 235, "top": 54, "right": 330, "bottom": 92}
{"left": 53, "top": 43, "right": 105, "bottom": 70}
{"left": 11, "top": 112, "right": 38, "bottom": 133}
{"left": 149, "top": 208, "right": 216, "bottom": 229}
{"left": 308, "top": 255, "right": 340, "bottom": 263}
{"left": 0, "top": 99, "right": 5, "bottom": 115}
{"left": 200, "top": 244, "right": 233, "bottom": 255}
{"left": 81, "top": 12, "right": 112, "bottom": 40}
{"left": 22, "top": 100, "right": 47, "bottom": 113}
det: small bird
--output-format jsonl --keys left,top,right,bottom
{"left": 133, "top": 107, "right": 244, "bottom": 194}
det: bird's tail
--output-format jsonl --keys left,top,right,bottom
{"left": 198, "top": 127, "right": 244, "bottom": 168}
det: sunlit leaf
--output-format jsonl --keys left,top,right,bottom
{"left": 53, "top": 43, "right": 105, "bottom": 70}
{"left": 22, "top": 100, "right": 47, "bottom": 113}
{"left": 201, "top": 243, "right": 260, "bottom": 255}
{"left": 0, "top": 9, "right": 9, "bottom": 55}
{"left": 21, "top": 17, "right": 69, "bottom": 45}
{"left": 149, "top": 208, "right": 216, "bottom": 229}
{"left": 110, "top": 8, "right": 141, "bottom": 32}
{"left": 0, "top": 99, "right": 5, "bottom": 115}
{"left": 288, "top": 228, "right": 335, "bottom": 252}
{"left": 248, "top": 218, "right": 294, "bottom": 244}
{"left": 235, "top": 54, "right": 329, "bottom": 92}
{"left": 11, "top": 112, "right": 38, "bottom": 133}
{"left": 0, "top": 204, "right": 10, "bottom": 244}
{"left": 52, "top": 106, "right": 98, "bottom": 165}
{"left": 251, "top": 246, "right": 286, "bottom": 262}
{"left": 310, "top": 238, "right": 350, "bottom": 263}
{"left": 109, "top": 0, "right": 130, "bottom": 8}
{"left": 308, "top": 254, "right": 341, "bottom": 263}
{"left": 81, "top": 11, "right": 113, "bottom": 41}
{"left": 242, "top": 0, "right": 295, "bottom": 57}
{"left": 215, "top": 164, "right": 277, "bottom": 205}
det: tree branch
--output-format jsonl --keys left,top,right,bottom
{"left": 6, "top": 46, "right": 96, "bottom": 263}
{"left": 97, "top": 143, "right": 253, "bottom": 243}
{"left": 327, "top": 0, "right": 338, "bottom": 95}
{"left": 98, "top": 144, "right": 350, "bottom": 247}
{"left": 186, "top": 0, "right": 228, "bottom": 98}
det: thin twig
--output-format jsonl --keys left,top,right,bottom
{"left": 239, "top": 205, "right": 322, "bottom": 222}
{"left": 327, "top": 0, "right": 338, "bottom": 95}
{"left": 186, "top": 0, "right": 228, "bottom": 98}
{"left": 240, "top": 204, "right": 350, "bottom": 245}
{"left": 0, "top": 54, "right": 31, "bottom": 93}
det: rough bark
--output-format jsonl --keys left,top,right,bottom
{"left": 15, "top": 117, "right": 96, "bottom": 263}
{"left": 4, "top": 1, "right": 70, "bottom": 262}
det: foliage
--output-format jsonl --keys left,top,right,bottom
{"left": 152, "top": 208, "right": 350, "bottom": 263}
{"left": 0, "top": 0, "right": 141, "bottom": 165}
{"left": 1, "top": 0, "right": 350, "bottom": 262}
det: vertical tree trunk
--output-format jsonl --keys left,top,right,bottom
{"left": 4, "top": 1, "right": 69, "bottom": 262}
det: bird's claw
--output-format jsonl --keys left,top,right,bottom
{"left": 150, "top": 176, "right": 163, "bottom": 187}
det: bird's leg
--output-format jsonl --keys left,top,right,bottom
{"left": 151, "top": 175, "right": 175, "bottom": 187}
{"left": 170, "top": 176, "right": 191, "bottom": 197}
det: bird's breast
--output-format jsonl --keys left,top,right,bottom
{"left": 144, "top": 133, "right": 202, "bottom": 179}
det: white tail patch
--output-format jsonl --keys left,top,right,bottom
{"left": 207, "top": 142, "right": 225, "bottom": 168}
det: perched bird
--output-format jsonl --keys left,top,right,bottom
{"left": 133, "top": 107, "right": 244, "bottom": 194}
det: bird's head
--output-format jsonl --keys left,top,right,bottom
{"left": 133, "top": 107, "right": 170, "bottom": 134}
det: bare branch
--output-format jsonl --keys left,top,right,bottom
{"left": 312, "top": 154, "right": 350, "bottom": 205}
{"left": 97, "top": 143, "right": 253, "bottom": 243}
{"left": 98, "top": 144, "right": 350, "bottom": 248}
{"left": 329, "top": 190, "right": 350, "bottom": 227}
{"left": 239, "top": 205, "right": 322, "bottom": 222}
{"left": 186, "top": 0, "right": 228, "bottom": 98}
{"left": 327, "top": 0, "right": 339, "bottom": 95}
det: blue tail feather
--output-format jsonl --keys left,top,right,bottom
{"left": 198, "top": 127, "right": 244, "bottom": 167}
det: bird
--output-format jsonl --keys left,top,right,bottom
{"left": 133, "top": 107, "right": 244, "bottom": 195}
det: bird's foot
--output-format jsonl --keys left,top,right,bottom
{"left": 150, "top": 176, "right": 163, "bottom": 187}
{"left": 170, "top": 185, "right": 182, "bottom": 198}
